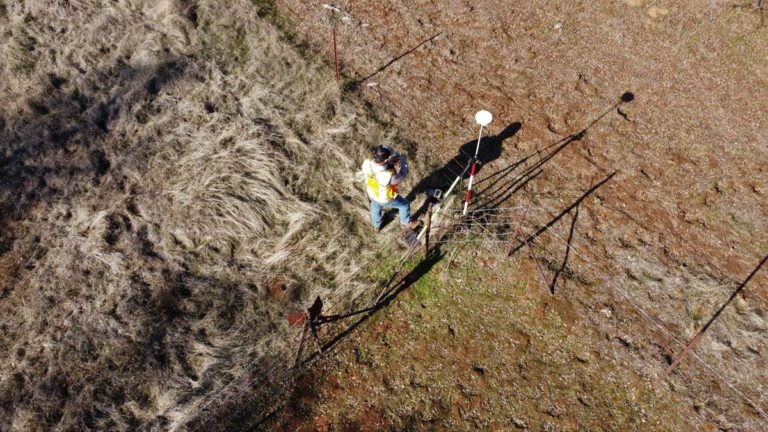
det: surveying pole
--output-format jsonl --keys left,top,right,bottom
{"left": 463, "top": 110, "right": 493, "bottom": 215}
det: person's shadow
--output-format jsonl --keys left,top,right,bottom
{"left": 407, "top": 121, "right": 522, "bottom": 219}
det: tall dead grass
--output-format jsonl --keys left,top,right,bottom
{"left": 0, "top": 0, "right": 423, "bottom": 430}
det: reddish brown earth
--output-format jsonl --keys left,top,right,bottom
{"left": 263, "top": 1, "right": 768, "bottom": 431}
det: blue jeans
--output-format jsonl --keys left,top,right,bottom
{"left": 370, "top": 195, "right": 411, "bottom": 229}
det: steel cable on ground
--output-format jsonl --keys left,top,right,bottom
{"left": 444, "top": 205, "right": 768, "bottom": 422}
{"left": 134, "top": 340, "right": 287, "bottom": 431}
{"left": 512, "top": 206, "right": 768, "bottom": 423}
{"left": 462, "top": 88, "right": 765, "bottom": 400}
{"left": 169, "top": 338, "right": 290, "bottom": 431}
{"left": 441, "top": 217, "right": 478, "bottom": 278}
{"left": 423, "top": 209, "right": 768, "bottom": 423}
{"left": 519, "top": 204, "right": 768, "bottom": 405}
{"left": 430, "top": 223, "right": 592, "bottom": 246}
{"left": 188, "top": 212, "right": 455, "bottom": 430}
{"left": 489, "top": 157, "right": 768, "bottom": 402}
{"left": 180, "top": 230, "right": 406, "bottom": 429}
{"left": 451, "top": 203, "right": 768, "bottom": 408}
{"left": 444, "top": 206, "right": 528, "bottom": 214}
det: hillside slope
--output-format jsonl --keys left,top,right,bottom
{"left": 0, "top": 1, "right": 420, "bottom": 430}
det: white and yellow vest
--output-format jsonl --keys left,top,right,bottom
{"left": 363, "top": 160, "right": 398, "bottom": 203}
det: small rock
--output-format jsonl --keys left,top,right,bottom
{"left": 575, "top": 74, "right": 598, "bottom": 96}
{"left": 540, "top": 402, "right": 567, "bottom": 418}
{"left": 553, "top": 22, "right": 562, "bottom": 30}
{"left": 511, "top": 417, "right": 528, "bottom": 429}
{"left": 752, "top": 182, "right": 764, "bottom": 195}
{"left": 546, "top": 115, "right": 568, "bottom": 135}
{"left": 623, "top": 0, "right": 645, "bottom": 6}
{"left": 679, "top": 209, "right": 695, "bottom": 224}
{"left": 640, "top": 168, "right": 654, "bottom": 181}
{"left": 715, "top": 180, "right": 726, "bottom": 194}
{"left": 575, "top": 352, "right": 590, "bottom": 363}
{"left": 313, "top": 415, "right": 330, "bottom": 432}
{"left": 615, "top": 335, "right": 633, "bottom": 348}
{"left": 734, "top": 295, "right": 748, "bottom": 314}
{"left": 647, "top": 6, "right": 670, "bottom": 18}
{"left": 171, "top": 229, "right": 194, "bottom": 249}
{"left": 542, "top": 422, "right": 560, "bottom": 432}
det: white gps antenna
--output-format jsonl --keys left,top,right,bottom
{"left": 475, "top": 110, "right": 493, "bottom": 127}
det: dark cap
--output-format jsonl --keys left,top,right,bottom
{"left": 372, "top": 145, "right": 391, "bottom": 163}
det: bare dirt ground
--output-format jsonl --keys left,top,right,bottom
{"left": 265, "top": 0, "right": 768, "bottom": 430}
{"left": 0, "top": 0, "right": 766, "bottom": 431}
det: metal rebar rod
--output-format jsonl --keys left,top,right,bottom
{"left": 425, "top": 202, "right": 433, "bottom": 257}
{"left": 506, "top": 206, "right": 529, "bottom": 256}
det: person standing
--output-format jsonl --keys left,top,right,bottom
{"left": 361, "top": 145, "right": 421, "bottom": 232}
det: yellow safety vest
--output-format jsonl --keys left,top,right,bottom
{"left": 366, "top": 166, "right": 398, "bottom": 203}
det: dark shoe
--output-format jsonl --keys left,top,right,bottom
{"left": 405, "top": 220, "right": 423, "bottom": 230}
{"left": 401, "top": 228, "right": 420, "bottom": 248}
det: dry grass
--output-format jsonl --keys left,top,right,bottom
{"left": 0, "top": 1, "right": 428, "bottom": 430}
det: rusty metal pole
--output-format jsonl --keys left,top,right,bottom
{"left": 424, "top": 202, "right": 433, "bottom": 257}
{"left": 522, "top": 233, "right": 552, "bottom": 297}
{"left": 506, "top": 206, "right": 529, "bottom": 256}
{"left": 504, "top": 205, "right": 550, "bottom": 295}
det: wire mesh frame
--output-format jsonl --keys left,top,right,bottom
{"left": 444, "top": 202, "right": 768, "bottom": 424}
{"left": 182, "top": 155, "right": 767, "bottom": 430}
{"left": 448, "top": 202, "right": 768, "bottom": 404}
{"left": 187, "top": 215, "right": 766, "bottom": 431}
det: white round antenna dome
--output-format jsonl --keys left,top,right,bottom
{"left": 475, "top": 110, "right": 493, "bottom": 126}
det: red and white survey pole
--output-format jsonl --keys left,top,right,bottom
{"left": 463, "top": 110, "right": 493, "bottom": 216}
